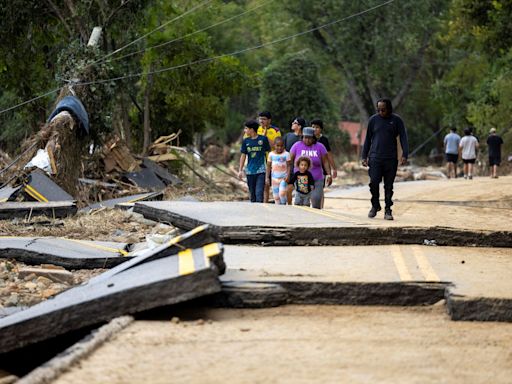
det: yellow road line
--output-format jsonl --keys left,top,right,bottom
{"left": 412, "top": 245, "right": 440, "bottom": 282}
{"left": 0, "top": 237, "right": 129, "bottom": 256}
{"left": 24, "top": 185, "right": 48, "bottom": 202}
{"left": 64, "top": 239, "right": 129, "bottom": 256}
{"left": 391, "top": 245, "right": 412, "bottom": 281}
{"left": 166, "top": 224, "right": 207, "bottom": 246}
{"left": 178, "top": 249, "right": 195, "bottom": 275}
{"left": 202, "top": 243, "right": 221, "bottom": 258}
{"left": 294, "top": 205, "right": 359, "bottom": 224}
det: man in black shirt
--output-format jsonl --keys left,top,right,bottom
{"left": 283, "top": 117, "right": 305, "bottom": 152}
{"left": 487, "top": 128, "right": 504, "bottom": 178}
{"left": 361, "top": 98, "right": 409, "bottom": 220}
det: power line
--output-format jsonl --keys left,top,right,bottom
{"left": 0, "top": 0, "right": 394, "bottom": 115}
{"left": 0, "top": 87, "right": 63, "bottom": 115}
{"left": 92, "top": 0, "right": 213, "bottom": 66}
{"left": 0, "top": 0, "right": 214, "bottom": 116}
{"left": 78, "top": 0, "right": 395, "bottom": 86}
{"left": 99, "top": 0, "right": 272, "bottom": 65}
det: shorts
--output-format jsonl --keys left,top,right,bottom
{"left": 489, "top": 156, "right": 501, "bottom": 166}
{"left": 462, "top": 158, "right": 476, "bottom": 164}
{"left": 445, "top": 153, "right": 458, "bottom": 163}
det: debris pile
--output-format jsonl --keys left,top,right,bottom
{"left": 0, "top": 224, "right": 225, "bottom": 354}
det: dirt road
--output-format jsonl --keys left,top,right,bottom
{"left": 325, "top": 176, "right": 512, "bottom": 231}
{"left": 54, "top": 305, "right": 512, "bottom": 384}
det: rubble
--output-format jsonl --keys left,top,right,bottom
{"left": 0, "top": 242, "right": 225, "bottom": 354}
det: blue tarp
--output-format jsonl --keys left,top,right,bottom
{"left": 47, "top": 96, "right": 90, "bottom": 135}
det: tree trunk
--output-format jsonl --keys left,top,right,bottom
{"left": 143, "top": 73, "right": 154, "bottom": 155}
{"left": 120, "top": 92, "right": 132, "bottom": 148}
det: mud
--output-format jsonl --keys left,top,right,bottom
{"left": 52, "top": 305, "right": 512, "bottom": 384}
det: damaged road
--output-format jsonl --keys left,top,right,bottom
{"left": 0, "top": 232, "right": 225, "bottom": 354}
{"left": 134, "top": 200, "right": 512, "bottom": 247}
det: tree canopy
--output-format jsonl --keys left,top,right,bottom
{"left": 0, "top": 0, "right": 510, "bottom": 159}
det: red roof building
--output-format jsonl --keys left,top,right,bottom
{"left": 339, "top": 121, "right": 366, "bottom": 155}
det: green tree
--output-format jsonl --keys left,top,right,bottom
{"left": 259, "top": 51, "right": 334, "bottom": 129}
{"left": 0, "top": 0, "right": 148, "bottom": 151}
{"left": 433, "top": 0, "right": 512, "bottom": 155}
{"left": 290, "top": 0, "right": 446, "bottom": 125}
{"left": 259, "top": 50, "right": 349, "bottom": 153}
{"left": 136, "top": 0, "right": 254, "bottom": 151}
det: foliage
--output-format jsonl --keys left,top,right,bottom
{"left": 1, "top": 0, "right": 511, "bottom": 164}
{"left": 259, "top": 50, "right": 349, "bottom": 153}
{"left": 290, "top": 0, "right": 447, "bottom": 118}
{"left": 56, "top": 41, "right": 117, "bottom": 144}
{"left": 433, "top": 0, "right": 512, "bottom": 155}
{"left": 135, "top": 0, "right": 254, "bottom": 148}
{"left": 259, "top": 51, "right": 333, "bottom": 129}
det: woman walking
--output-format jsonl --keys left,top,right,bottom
{"left": 289, "top": 127, "right": 332, "bottom": 209}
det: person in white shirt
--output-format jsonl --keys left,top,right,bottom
{"left": 459, "top": 127, "right": 479, "bottom": 180}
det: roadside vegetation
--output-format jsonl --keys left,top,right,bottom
{"left": 0, "top": 0, "right": 510, "bottom": 161}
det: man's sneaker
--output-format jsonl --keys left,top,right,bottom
{"left": 368, "top": 207, "right": 381, "bottom": 218}
{"left": 384, "top": 210, "right": 394, "bottom": 220}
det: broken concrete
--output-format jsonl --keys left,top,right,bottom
{"left": 0, "top": 237, "right": 130, "bottom": 269}
{"left": 0, "top": 202, "right": 77, "bottom": 220}
{"left": 23, "top": 170, "right": 74, "bottom": 202}
{"left": 80, "top": 191, "right": 163, "bottom": 213}
{"left": 134, "top": 201, "right": 512, "bottom": 247}
{"left": 212, "top": 281, "right": 288, "bottom": 308}
{"left": 218, "top": 244, "right": 512, "bottom": 322}
{"left": 446, "top": 292, "right": 512, "bottom": 322}
{"left": 0, "top": 186, "right": 21, "bottom": 203}
{"left": 18, "top": 267, "right": 74, "bottom": 285}
{"left": 87, "top": 224, "right": 223, "bottom": 284}
{"left": 142, "top": 158, "right": 181, "bottom": 186}
{"left": 0, "top": 243, "right": 224, "bottom": 354}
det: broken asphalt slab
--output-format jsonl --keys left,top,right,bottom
{"left": 218, "top": 244, "right": 512, "bottom": 322}
{"left": 80, "top": 191, "right": 163, "bottom": 213}
{"left": 23, "top": 170, "right": 74, "bottom": 202}
{"left": 0, "top": 185, "right": 21, "bottom": 202}
{"left": 324, "top": 177, "right": 512, "bottom": 233}
{"left": 133, "top": 201, "right": 512, "bottom": 247}
{"left": 0, "top": 243, "right": 224, "bottom": 354}
{"left": 0, "top": 201, "right": 77, "bottom": 220}
{"left": 0, "top": 237, "right": 130, "bottom": 269}
{"left": 142, "top": 158, "right": 181, "bottom": 185}
{"left": 0, "top": 224, "right": 221, "bottom": 270}
{"left": 87, "top": 224, "right": 224, "bottom": 283}
{"left": 123, "top": 168, "right": 166, "bottom": 190}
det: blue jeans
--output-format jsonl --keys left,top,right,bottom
{"left": 246, "top": 173, "right": 266, "bottom": 202}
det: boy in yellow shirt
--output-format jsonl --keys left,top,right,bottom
{"left": 257, "top": 111, "right": 280, "bottom": 202}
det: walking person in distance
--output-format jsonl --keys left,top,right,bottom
{"left": 361, "top": 98, "right": 409, "bottom": 220}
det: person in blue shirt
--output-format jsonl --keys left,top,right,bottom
{"left": 239, "top": 120, "right": 271, "bottom": 202}
{"left": 443, "top": 127, "right": 461, "bottom": 179}
{"left": 361, "top": 98, "right": 409, "bottom": 220}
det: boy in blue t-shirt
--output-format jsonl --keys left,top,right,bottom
{"left": 238, "top": 120, "right": 271, "bottom": 202}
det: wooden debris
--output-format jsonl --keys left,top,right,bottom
{"left": 18, "top": 267, "right": 74, "bottom": 285}
{"left": 103, "top": 135, "right": 140, "bottom": 173}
